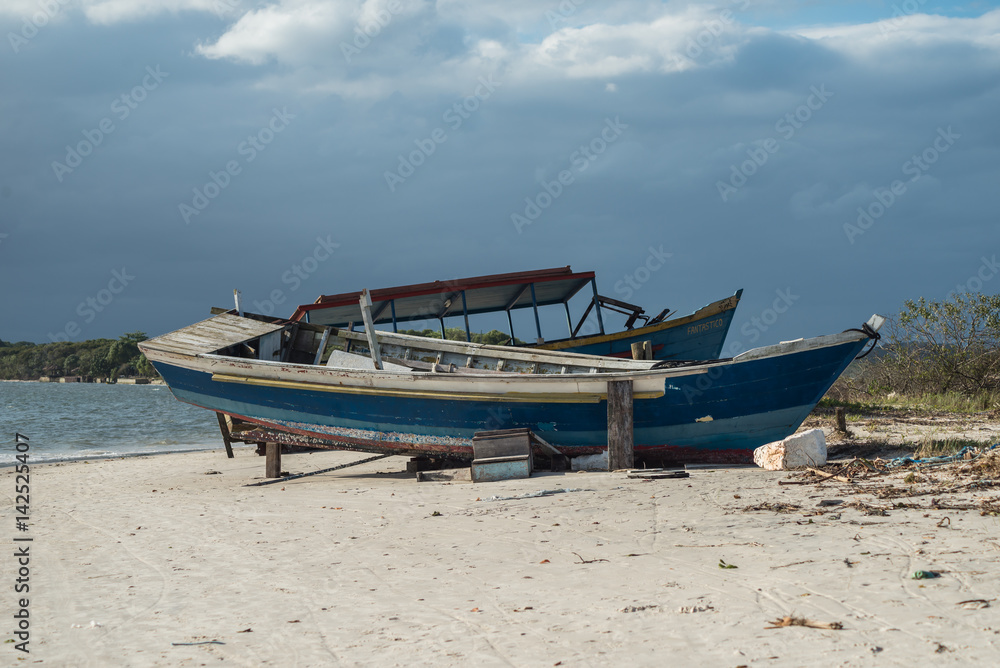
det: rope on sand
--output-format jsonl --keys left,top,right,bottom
{"left": 886, "top": 442, "right": 999, "bottom": 469}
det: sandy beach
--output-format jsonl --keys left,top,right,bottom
{"left": 6, "top": 440, "right": 1000, "bottom": 667}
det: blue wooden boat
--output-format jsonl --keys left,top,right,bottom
{"left": 139, "top": 310, "right": 883, "bottom": 465}
{"left": 290, "top": 267, "right": 743, "bottom": 361}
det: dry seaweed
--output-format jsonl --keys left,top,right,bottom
{"left": 741, "top": 502, "right": 802, "bottom": 513}
{"left": 765, "top": 616, "right": 843, "bottom": 630}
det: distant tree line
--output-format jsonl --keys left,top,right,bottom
{"left": 0, "top": 332, "right": 158, "bottom": 380}
{"left": 830, "top": 292, "right": 1000, "bottom": 408}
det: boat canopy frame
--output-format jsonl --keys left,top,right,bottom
{"left": 291, "top": 266, "right": 626, "bottom": 345}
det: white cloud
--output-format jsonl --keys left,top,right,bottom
{"left": 196, "top": 1, "right": 353, "bottom": 65}
{"left": 84, "top": 0, "right": 227, "bottom": 24}
{"left": 524, "top": 11, "right": 740, "bottom": 79}
{"left": 189, "top": 2, "right": 746, "bottom": 97}
{"left": 790, "top": 9, "right": 1000, "bottom": 57}
{"left": 191, "top": 4, "right": 1000, "bottom": 99}
{"left": 0, "top": 0, "right": 239, "bottom": 23}
{"left": 0, "top": 0, "right": 74, "bottom": 22}
{"left": 9, "top": 1, "right": 998, "bottom": 102}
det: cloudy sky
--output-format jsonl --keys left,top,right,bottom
{"left": 1, "top": 0, "right": 998, "bottom": 350}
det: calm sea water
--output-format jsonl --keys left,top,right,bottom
{"left": 0, "top": 382, "right": 225, "bottom": 463}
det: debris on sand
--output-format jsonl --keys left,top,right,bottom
{"left": 964, "top": 449, "right": 1000, "bottom": 478}
{"left": 956, "top": 599, "right": 992, "bottom": 609}
{"left": 741, "top": 502, "right": 802, "bottom": 513}
{"left": 912, "top": 570, "right": 941, "bottom": 580}
{"left": 766, "top": 442, "right": 1000, "bottom": 517}
{"left": 765, "top": 616, "right": 843, "bottom": 630}
{"left": 618, "top": 604, "right": 659, "bottom": 613}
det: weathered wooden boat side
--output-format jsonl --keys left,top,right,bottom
{"left": 140, "top": 312, "right": 882, "bottom": 464}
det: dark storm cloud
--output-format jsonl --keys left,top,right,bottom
{"left": 1, "top": 2, "right": 998, "bottom": 346}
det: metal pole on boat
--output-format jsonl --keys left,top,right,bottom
{"left": 390, "top": 299, "right": 398, "bottom": 333}
{"left": 234, "top": 289, "right": 242, "bottom": 317}
{"left": 461, "top": 290, "right": 471, "bottom": 342}
{"left": 506, "top": 310, "right": 516, "bottom": 346}
{"left": 563, "top": 302, "right": 574, "bottom": 338}
{"left": 529, "top": 283, "right": 543, "bottom": 344}
{"left": 590, "top": 278, "right": 605, "bottom": 335}
{"left": 359, "top": 289, "right": 384, "bottom": 371}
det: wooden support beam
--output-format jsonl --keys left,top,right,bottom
{"left": 215, "top": 411, "right": 235, "bottom": 459}
{"left": 313, "top": 327, "right": 331, "bottom": 365}
{"left": 359, "top": 289, "right": 383, "bottom": 370}
{"left": 248, "top": 454, "right": 392, "bottom": 487}
{"left": 265, "top": 442, "right": 281, "bottom": 478}
{"left": 279, "top": 323, "right": 299, "bottom": 362}
{"left": 630, "top": 341, "right": 653, "bottom": 360}
{"left": 835, "top": 407, "right": 847, "bottom": 433}
{"left": 607, "top": 380, "right": 634, "bottom": 470}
